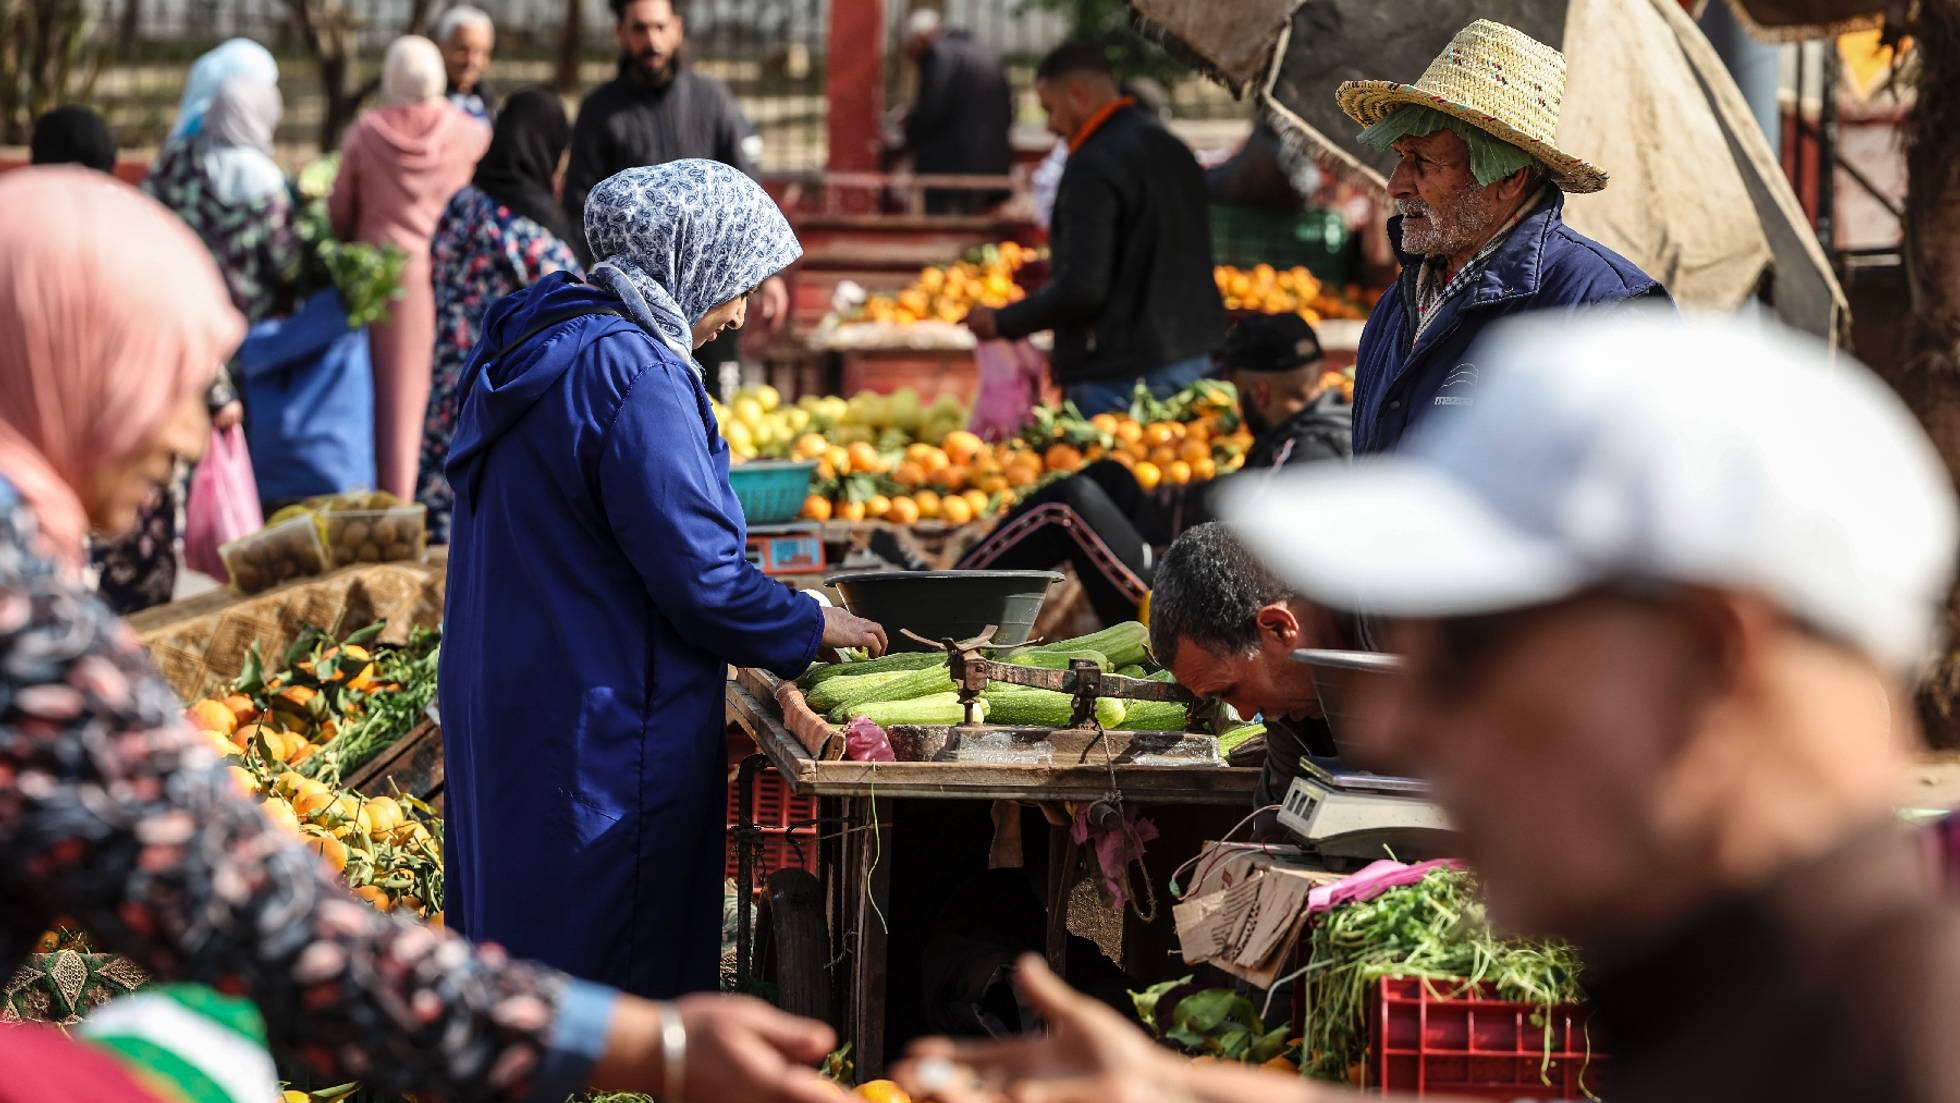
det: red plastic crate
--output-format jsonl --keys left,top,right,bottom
{"left": 724, "top": 765, "right": 819, "bottom": 889}
{"left": 1368, "top": 977, "right": 1607, "bottom": 1099}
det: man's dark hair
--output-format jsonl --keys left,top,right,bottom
{"left": 610, "top": 0, "right": 681, "bottom": 22}
{"left": 1036, "top": 40, "right": 1115, "bottom": 82}
{"left": 1149, "top": 523, "right": 1295, "bottom": 667}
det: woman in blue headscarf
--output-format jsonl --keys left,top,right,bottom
{"left": 439, "top": 160, "right": 887, "bottom": 1000}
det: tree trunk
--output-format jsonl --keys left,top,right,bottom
{"left": 1902, "top": 1, "right": 1960, "bottom": 749}
{"left": 555, "top": 0, "right": 586, "bottom": 94}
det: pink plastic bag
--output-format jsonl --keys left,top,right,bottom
{"left": 968, "top": 339, "right": 1047, "bottom": 441}
{"left": 183, "top": 425, "right": 263, "bottom": 581}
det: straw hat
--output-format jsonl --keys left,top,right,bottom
{"left": 1335, "top": 20, "right": 1608, "bottom": 194}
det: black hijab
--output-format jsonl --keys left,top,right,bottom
{"left": 471, "top": 86, "right": 574, "bottom": 244}
{"left": 31, "top": 105, "right": 117, "bottom": 173}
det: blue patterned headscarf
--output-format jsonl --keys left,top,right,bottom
{"left": 583, "top": 160, "right": 802, "bottom": 365}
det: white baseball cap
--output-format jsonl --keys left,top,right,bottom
{"left": 1221, "top": 309, "right": 1959, "bottom": 672}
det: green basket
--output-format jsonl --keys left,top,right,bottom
{"left": 728, "top": 460, "right": 817, "bottom": 526}
{"left": 1209, "top": 205, "right": 1355, "bottom": 283}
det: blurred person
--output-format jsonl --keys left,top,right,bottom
{"left": 562, "top": 0, "right": 789, "bottom": 370}
{"left": 897, "top": 310, "right": 1960, "bottom": 1103}
{"left": 329, "top": 34, "right": 490, "bottom": 498}
{"left": 895, "top": 8, "right": 1013, "bottom": 215}
{"left": 438, "top": 4, "right": 499, "bottom": 123}
{"left": 441, "top": 161, "right": 888, "bottom": 1000}
{"left": 166, "top": 38, "right": 277, "bottom": 143}
{"left": 963, "top": 42, "right": 1225, "bottom": 416}
{"left": 1343, "top": 20, "right": 1664, "bottom": 455}
{"left": 30, "top": 104, "right": 117, "bottom": 173}
{"left": 947, "top": 314, "right": 1348, "bottom": 624}
{"left": 0, "top": 164, "right": 848, "bottom": 1103}
{"left": 419, "top": 87, "right": 584, "bottom": 544}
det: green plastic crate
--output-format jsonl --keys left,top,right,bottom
{"left": 1209, "top": 205, "right": 1355, "bottom": 283}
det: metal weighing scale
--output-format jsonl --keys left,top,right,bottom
{"left": 746, "top": 522, "right": 826, "bottom": 577}
{"left": 1276, "top": 649, "right": 1457, "bottom": 863}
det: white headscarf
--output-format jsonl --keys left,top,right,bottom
{"left": 169, "top": 38, "right": 278, "bottom": 142}
{"left": 382, "top": 36, "right": 447, "bottom": 106}
{"left": 198, "top": 74, "right": 286, "bottom": 206}
{"left": 584, "top": 160, "right": 802, "bottom": 366}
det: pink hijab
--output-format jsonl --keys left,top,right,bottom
{"left": 0, "top": 167, "right": 244, "bottom": 567}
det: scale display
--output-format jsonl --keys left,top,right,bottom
{"left": 746, "top": 524, "right": 825, "bottom": 577}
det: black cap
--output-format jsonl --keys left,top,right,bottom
{"left": 31, "top": 106, "right": 117, "bottom": 174}
{"left": 1216, "top": 313, "right": 1324, "bottom": 375}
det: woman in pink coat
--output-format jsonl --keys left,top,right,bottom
{"left": 330, "top": 35, "right": 489, "bottom": 498}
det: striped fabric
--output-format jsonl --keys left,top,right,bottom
{"left": 80, "top": 984, "right": 279, "bottom": 1103}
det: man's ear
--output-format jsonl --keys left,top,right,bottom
{"left": 1255, "top": 601, "right": 1303, "bottom": 650}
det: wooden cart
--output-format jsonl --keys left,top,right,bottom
{"left": 724, "top": 668, "right": 1256, "bottom": 1078}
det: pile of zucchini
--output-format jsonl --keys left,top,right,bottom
{"left": 795, "top": 622, "right": 1195, "bottom": 730}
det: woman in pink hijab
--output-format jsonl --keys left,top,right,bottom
{"left": 330, "top": 35, "right": 489, "bottom": 498}
{"left": 0, "top": 166, "right": 845, "bottom": 1103}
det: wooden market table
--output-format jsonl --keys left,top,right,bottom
{"left": 724, "top": 667, "right": 1255, "bottom": 1078}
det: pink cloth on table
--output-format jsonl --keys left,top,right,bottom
{"left": 968, "top": 339, "right": 1047, "bottom": 442}
{"left": 1306, "top": 858, "right": 1463, "bottom": 917}
{"left": 328, "top": 100, "right": 489, "bottom": 497}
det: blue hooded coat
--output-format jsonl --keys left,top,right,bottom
{"left": 439, "top": 271, "right": 821, "bottom": 998}
{"left": 1351, "top": 192, "right": 1667, "bottom": 455}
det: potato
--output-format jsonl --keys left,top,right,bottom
{"left": 357, "top": 542, "right": 383, "bottom": 563}
{"left": 342, "top": 519, "right": 372, "bottom": 547}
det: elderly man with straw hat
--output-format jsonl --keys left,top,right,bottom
{"left": 1344, "top": 19, "right": 1667, "bottom": 455}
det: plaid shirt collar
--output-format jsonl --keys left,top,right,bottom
{"left": 1409, "top": 187, "right": 1546, "bottom": 342}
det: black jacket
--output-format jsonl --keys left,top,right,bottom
{"left": 1175, "top": 391, "right": 1351, "bottom": 533}
{"left": 903, "top": 30, "right": 1013, "bottom": 210}
{"left": 563, "top": 59, "right": 757, "bottom": 262}
{"left": 996, "top": 105, "right": 1225, "bottom": 385}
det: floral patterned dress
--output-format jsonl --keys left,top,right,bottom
{"left": 418, "top": 186, "right": 582, "bottom": 544}
{"left": 141, "top": 139, "right": 301, "bottom": 325}
{"left": 0, "top": 479, "right": 598, "bottom": 1100}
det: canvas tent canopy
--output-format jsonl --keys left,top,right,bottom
{"left": 1134, "top": 0, "right": 1850, "bottom": 342}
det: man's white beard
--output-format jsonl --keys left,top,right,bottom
{"left": 1396, "top": 186, "right": 1505, "bottom": 259}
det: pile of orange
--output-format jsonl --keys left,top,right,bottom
{"left": 855, "top": 242, "right": 1038, "bottom": 326}
{"left": 1214, "top": 264, "right": 1373, "bottom": 322}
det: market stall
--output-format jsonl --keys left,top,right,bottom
{"left": 724, "top": 627, "right": 1260, "bottom": 1079}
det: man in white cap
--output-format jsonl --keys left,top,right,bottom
{"left": 891, "top": 310, "right": 1960, "bottom": 1103}
{"left": 1345, "top": 19, "right": 1666, "bottom": 455}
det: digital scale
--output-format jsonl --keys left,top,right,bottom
{"left": 746, "top": 522, "right": 826, "bottom": 577}
{"left": 1276, "top": 649, "right": 1457, "bottom": 863}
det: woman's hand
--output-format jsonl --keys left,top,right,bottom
{"left": 822, "top": 605, "right": 888, "bottom": 657}
{"left": 759, "top": 276, "right": 792, "bottom": 335}
{"left": 593, "top": 993, "right": 842, "bottom": 1103}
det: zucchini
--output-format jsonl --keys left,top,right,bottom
{"left": 799, "top": 650, "right": 946, "bottom": 689}
{"left": 982, "top": 685, "right": 1126, "bottom": 729}
{"left": 1114, "top": 664, "right": 1147, "bottom": 678}
{"left": 1011, "top": 621, "right": 1149, "bottom": 670}
{"left": 1218, "top": 722, "right": 1266, "bottom": 755}
{"left": 825, "top": 663, "right": 956, "bottom": 723}
{"left": 1008, "top": 649, "right": 1110, "bottom": 671}
{"left": 1120, "top": 699, "right": 1193, "bottom": 731}
{"left": 842, "top": 692, "right": 984, "bottom": 727}
{"left": 806, "top": 669, "right": 916, "bottom": 714}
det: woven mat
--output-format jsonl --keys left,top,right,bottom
{"left": 2, "top": 951, "right": 148, "bottom": 1025}
{"left": 131, "top": 560, "right": 446, "bottom": 702}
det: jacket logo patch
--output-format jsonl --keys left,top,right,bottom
{"left": 1435, "top": 363, "right": 1477, "bottom": 406}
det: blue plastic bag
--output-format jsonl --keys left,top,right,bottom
{"left": 237, "top": 290, "right": 375, "bottom": 503}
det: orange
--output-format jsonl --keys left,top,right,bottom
{"left": 920, "top": 447, "right": 951, "bottom": 473}
{"left": 262, "top": 797, "right": 302, "bottom": 836}
{"left": 864, "top": 494, "right": 892, "bottom": 520}
{"left": 1107, "top": 450, "right": 1136, "bottom": 470}
{"left": 939, "top": 495, "right": 974, "bottom": 526}
{"left": 363, "top": 796, "right": 405, "bottom": 835}
{"left": 912, "top": 489, "right": 942, "bottom": 519}
{"left": 229, "top": 766, "right": 260, "bottom": 795}
{"left": 837, "top": 499, "right": 868, "bottom": 522}
{"left": 1143, "top": 422, "right": 1178, "bottom": 448}
{"left": 1114, "top": 419, "right": 1144, "bottom": 444}
{"left": 824, "top": 445, "right": 851, "bottom": 475}
{"left": 801, "top": 495, "right": 834, "bottom": 522}
{"left": 1191, "top": 456, "right": 1217, "bottom": 482}
{"left": 1084, "top": 442, "right": 1106, "bottom": 462}
{"left": 846, "top": 442, "right": 884, "bottom": 475}
{"left": 274, "top": 770, "right": 308, "bottom": 797}
{"left": 1148, "top": 444, "right": 1179, "bottom": 467}
{"left": 794, "top": 433, "right": 830, "bottom": 459}
{"left": 1165, "top": 460, "right": 1193, "bottom": 485}
{"left": 352, "top": 885, "right": 393, "bottom": 912}
{"left": 1005, "top": 460, "right": 1042, "bottom": 489}
{"left": 886, "top": 496, "right": 921, "bottom": 525}
{"left": 224, "top": 694, "right": 259, "bottom": 725}
{"left": 306, "top": 832, "right": 349, "bottom": 874}
{"left": 1178, "top": 439, "right": 1211, "bottom": 465}
{"left": 962, "top": 489, "right": 990, "bottom": 516}
{"left": 1089, "top": 412, "right": 1120, "bottom": 435}
{"left": 815, "top": 458, "right": 837, "bottom": 481}
{"left": 942, "top": 430, "right": 986, "bottom": 466}
{"left": 854, "top": 1081, "right": 911, "bottom": 1103}
{"left": 977, "top": 473, "right": 1009, "bottom": 494}
{"left": 932, "top": 464, "right": 970, "bottom": 493}
{"left": 203, "top": 729, "right": 236, "bottom": 757}
{"left": 904, "top": 442, "right": 937, "bottom": 463}
{"left": 1133, "top": 462, "right": 1163, "bottom": 491}
{"left": 186, "top": 699, "right": 237, "bottom": 736}
{"left": 1044, "top": 443, "right": 1083, "bottom": 473}
{"left": 893, "top": 461, "right": 928, "bottom": 487}
{"left": 293, "top": 783, "right": 335, "bottom": 819}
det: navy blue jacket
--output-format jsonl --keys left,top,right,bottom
{"left": 439, "top": 272, "right": 822, "bottom": 998}
{"left": 1352, "top": 193, "right": 1667, "bottom": 454}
